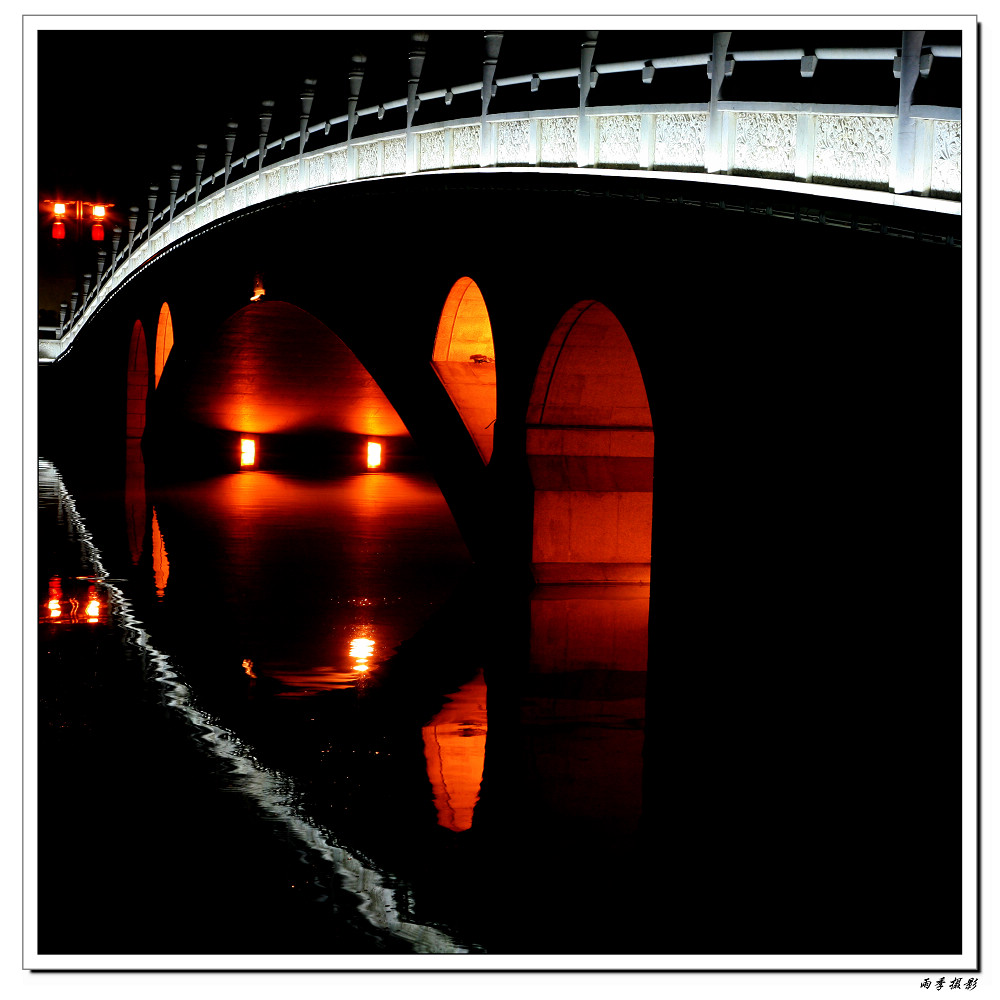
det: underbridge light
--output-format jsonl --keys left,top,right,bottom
{"left": 92, "top": 204, "right": 106, "bottom": 219}
{"left": 367, "top": 441, "right": 382, "bottom": 470}
{"left": 53, "top": 203, "right": 66, "bottom": 217}
{"left": 240, "top": 437, "right": 257, "bottom": 467}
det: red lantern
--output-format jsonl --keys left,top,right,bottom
{"left": 91, "top": 223, "right": 104, "bottom": 241}
{"left": 52, "top": 220, "right": 66, "bottom": 240}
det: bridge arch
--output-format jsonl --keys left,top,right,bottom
{"left": 431, "top": 277, "right": 497, "bottom": 465}
{"left": 154, "top": 302, "right": 174, "bottom": 389}
{"left": 158, "top": 299, "right": 412, "bottom": 460}
{"left": 126, "top": 320, "right": 149, "bottom": 440}
{"left": 526, "top": 300, "right": 654, "bottom": 584}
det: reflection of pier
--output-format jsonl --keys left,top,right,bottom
{"left": 521, "top": 584, "right": 649, "bottom": 839}
{"left": 422, "top": 670, "right": 488, "bottom": 833}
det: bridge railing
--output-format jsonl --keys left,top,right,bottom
{"left": 41, "top": 31, "right": 962, "bottom": 362}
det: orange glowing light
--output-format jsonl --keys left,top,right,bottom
{"left": 84, "top": 599, "right": 101, "bottom": 618}
{"left": 92, "top": 204, "right": 106, "bottom": 219}
{"left": 242, "top": 658, "right": 257, "bottom": 679}
{"left": 45, "top": 577, "right": 64, "bottom": 619}
{"left": 240, "top": 438, "right": 256, "bottom": 467}
{"left": 53, "top": 203, "right": 66, "bottom": 216}
{"left": 367, "top": 441, "right": 382, "bottom": 469}
{"left": 349, "top": 636, "right": 375, "bottom": 671}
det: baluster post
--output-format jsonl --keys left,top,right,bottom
{"left": 346, "top": 54, "right": 366, "bottom": 179}
{"left": 108, "top": 225, "right": 122, "bottom": 278}
{"left": 168, "top": 164, "right": 182, "bottom": 220}
{"left": 705, "top": 31, "right": 733, "bottom": 174}
{"left": 480, "top": 31, "right": 503, "bottom": 166}
{"left": 347, "top": 53, "right": 365, "bottom": 141}
{"left": 194, "top": 144, "right": 208, "bottom": 204}
{"left": 406, "top": 32, "right": 429, "bottom": 172}
{"left": 258, "top": 99, "right": 274, "bottom": 172}
{"left": 95, "top": 249, "right": 107, "bottom": 293}
{"left": 577, "top": 30, "right": 599, "bottom": 167}
{"left": 892, "top": 30, "right": 926, "bottom": 195}
{"left": 146, "top": 185, "right": 158, "bottom": 235}
{"left": 299, "top": 79, "right": 316, "bottom": 156}
{"left": 127, "top": 207, "right": 139, "bottom": 255}
{"left": 224, "top": 121, "right": 239, "bottom": 184}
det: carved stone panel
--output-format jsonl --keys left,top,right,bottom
{"left": 307, "top": 153, "right": 329, "bottom": 188}
{"left": 813, "top": 114, "right": 894, "bottom": 190}
{"left": 496, "top": 119, "right": 531, "bottom": 164}
{"left": 196, "top": 201, "right": 213, "bottom": 229}
{"left": 420, "top": 130, "right": 447, "bottom": 171}
{"left": 265, "top": 169, "right": 281, "bottom": 200}
{"left": 733, "top": 112, "right": 796, "bottom": 178}
{"left": 247, "top": 176, "right": 262, "bottom": 204}
{"left": 653, "top": 113, "right": 708, "bottom": 169}
{"left": 357, "top": 141, "right": 380, "bottom": 178}
{"left": 330, "top": 149, "right": 348, "bottom": 183}
{"left": 931, "top": 120, "right": 961, "bottom": 197}
{"left": 595, "top": 114, "right": 641, "bottom": 167}
{"left": 230, "top": 181, "right": 248, "bottom": 212}
{"left": 451, "top": 125, "right": 481, "bottom": 167}
{"left": 383, "top": 137, "right": 406, "bottom": 175}
{"left": 540, "top": 117, "right": 577, "bottom": 165}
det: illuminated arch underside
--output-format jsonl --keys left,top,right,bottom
{"left": 175, "top": 301, "right": 410, "bottom": 438}
{"left": 526, "top": 301, "right": 653, "bottom": 584}
{"left": 154, "top": 302, "right": 174, "bottom": 390}
{"left": 431, "top": 277, "right": 496, "bottom": 464}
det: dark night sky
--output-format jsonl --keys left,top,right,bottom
{"left": 33, "top": 21, "right": 963, "bottom": 214}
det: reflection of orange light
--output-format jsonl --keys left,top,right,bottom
{"left": 367, "top": 442, "right": 382, "bottom": 469}
{"left": 242, "top": 658, "right": 257, "bottom": 679}
{"left": 422, "top": 670, "right": 488, "bottom": 833}
{"left": 84, "top": 586, "right": 101, "bottom": 621}
{"left": 241, "top": 438, "right": 256, "bottom": 467}
{"left": 47, "top": 599, "right": 61, "bottom": 618}
{"left": 152, "top": 507, "right": 170, "bottom": 598}
{"left": 349, "top": 636, "right": 374, "bottom": 671}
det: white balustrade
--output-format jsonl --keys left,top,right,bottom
{"left": 40, "top": 40, "right": 962, "bottom": 363}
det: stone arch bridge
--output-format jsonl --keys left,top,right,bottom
{"left": 35, "top": 28, "right": 966, "bottom": 955}
{"left": 38, "top": 27, "right": 963, "bottom": 583}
